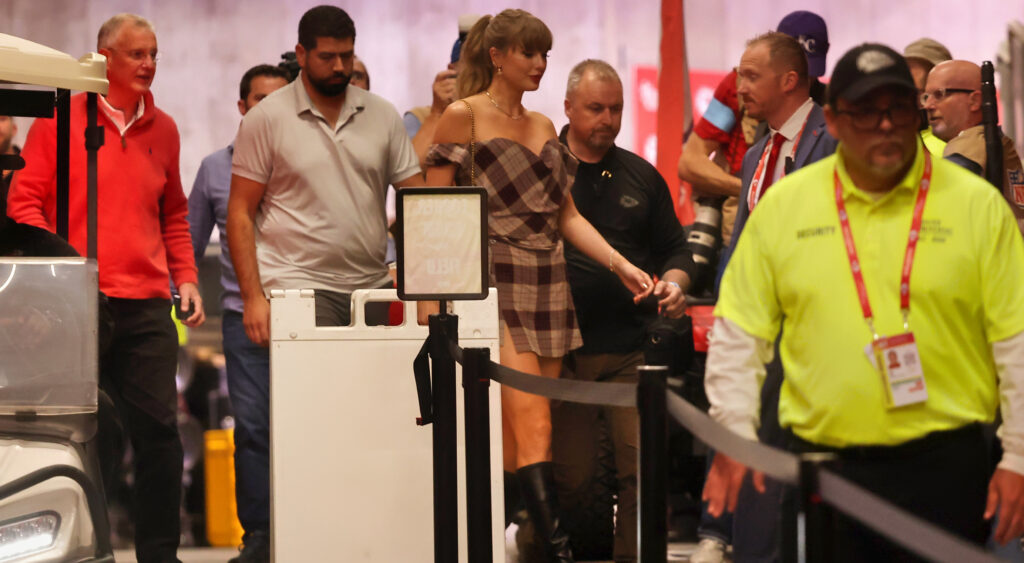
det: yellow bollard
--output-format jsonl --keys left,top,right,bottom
{"left": 204, "top": 429, "right": 245, "bottom": 547}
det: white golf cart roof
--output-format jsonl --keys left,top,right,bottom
{"left": 0, "top": 33, "right": 108, "bottom": 93}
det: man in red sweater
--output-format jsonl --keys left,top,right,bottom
{"left": 8, "top": 13, "right": 204, "bottom": 563}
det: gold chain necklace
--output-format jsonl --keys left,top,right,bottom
{"left": 484, "top": 90, "right": 524, "bottom": 120}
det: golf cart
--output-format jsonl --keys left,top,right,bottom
{"left": 0, "top": 33, "right": 113, "bottom": 562}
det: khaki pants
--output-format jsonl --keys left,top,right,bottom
{"left": 551, "top": 350, "right": 642, "bottom": 562}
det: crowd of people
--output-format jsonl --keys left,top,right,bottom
{"left": 3, "top": 4, "right": 1024, "bottom": 563}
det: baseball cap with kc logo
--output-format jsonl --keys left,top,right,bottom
{"left": 777, "top": 10, "right": 830, "bottom": 78}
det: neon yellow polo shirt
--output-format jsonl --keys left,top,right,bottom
{"left": 717, "top": 140, "right": 1024, "bottom": 447}
{"left": 921, "top": 127, "right": 946, "bottom": 157}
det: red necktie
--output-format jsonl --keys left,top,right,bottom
{"left": 749, "top": 132, "right": 786, "bottom": 211}
{"left": 762, "top": 132, "right": 786, "bottom": 192}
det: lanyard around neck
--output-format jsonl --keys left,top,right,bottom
{"left": 833, "top": 151, "right": 932, "bottom": 337}
{"left": 748, "top": 112, "right": 810, "bottom": 210}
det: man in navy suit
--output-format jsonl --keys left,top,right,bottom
{"left": 718, "top": 32, "right": 838, "bottom": 281}
{"left": 709, "top": 31, "right": 837, "bottom": 563}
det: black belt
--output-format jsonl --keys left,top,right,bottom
{"left": 785, "top": 423, "right": 984, "bottom": 461}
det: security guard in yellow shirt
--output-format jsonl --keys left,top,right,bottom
{"left": 703, "top": 43, "right": 1024, "bottom": 561}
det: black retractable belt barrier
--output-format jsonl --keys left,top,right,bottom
{"left": 798, "top": 453, "right": 837, "bottom": 563}
{"left": 638, "top": 365, "right": 668, "bottom": 563}
{"left": 462, "top": 347, "right": 493, "bottom": 563}
{"left": 427, "top": 310, "right": 459, "bottom": 563}
{"left": 428, "top": 334, "right": 1007, "bottom": 563}
{"left": 816, "top": 469, "right": 1006, "bottom": 563}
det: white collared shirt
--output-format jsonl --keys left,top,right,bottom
{"left": 99, "top": 95, "right": 145, "bottom": 136}
{"left": 754, "top": 97, "right": 814, "bottom": 190}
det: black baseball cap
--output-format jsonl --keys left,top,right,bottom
{"left": 827, "top": 43, "right": 916, "bottom": 107}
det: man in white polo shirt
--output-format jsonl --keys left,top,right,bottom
{"left": 228, "top": 5, "right": 421, "bottom": 346}
{"left": 704, "top": 43, "right": 1024, "bottom": 560}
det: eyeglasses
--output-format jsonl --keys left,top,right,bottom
{"left": 919, "top": 87, "right": 975, "bottom": 105}
{"left": 107, "top": 48, "right": 160, "bottom": 63}
{"left": 835, "top": 103, "right": 918, "bottom": 131}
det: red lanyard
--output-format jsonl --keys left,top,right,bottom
{"left": 834, "top": 151, "right": 932, "bottom": 335}
{"left": 748, "top": 113, "right": 810, "bottom": 210}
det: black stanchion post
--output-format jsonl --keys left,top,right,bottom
{"left": 429, "top": 304, "right": 459, "bottom": 563}
{"left": 798, "top": 453, "right": 836, "bottom": 563}
{"left": 462, "top": 347, "right": 493, "bottom": 562}
{"left": 638, "top": 365, "right": 668, "bottom": 563}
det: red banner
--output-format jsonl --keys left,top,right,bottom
{"left": 634, "top": 63, "right": 729, "bottom": 226}
{"left": 656, "top": 0, "right": 691, "bottom": 224}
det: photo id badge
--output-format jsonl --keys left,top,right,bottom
{"left": 868, "top": 333, "right": 927, "bottom": 408}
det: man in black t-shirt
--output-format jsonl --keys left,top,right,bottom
{"left": 551, "top": 59, "right": 694, "bottom": 563}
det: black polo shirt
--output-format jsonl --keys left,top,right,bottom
{"left": 559, "top": 126, "right": 693, "bottom": 354}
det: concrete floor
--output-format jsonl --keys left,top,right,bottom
{"left": 112, "top": 543, "right": 712, "bottom": 562}
{"left": 113, "top": 548, "right": 238, "bottom": 563}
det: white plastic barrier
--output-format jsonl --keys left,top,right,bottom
{"left": 269, "top": 288, "right": 503, "bottom": 562}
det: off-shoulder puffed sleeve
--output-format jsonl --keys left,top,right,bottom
{"left": 425, "top": 143, "right": 472, "bottom": 168}
{"left": 426, "top": 142, "right": 477, "bottom": 186}
{"left": 554, "top": 140, "right": 578, "bottom": 198}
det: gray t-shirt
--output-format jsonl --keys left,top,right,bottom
{"left": 232, "top": 79, "right": 419, "bottom": 294}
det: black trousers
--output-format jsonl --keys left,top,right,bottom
{"left": 786, "top": 424, "right": 991, "bottom": 563}
{"left": 100, "top": 298, "right": 183, "bottom": 563}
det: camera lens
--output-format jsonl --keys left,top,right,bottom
{"left": 685, "top": 195, "right": 726, "bottom": 291}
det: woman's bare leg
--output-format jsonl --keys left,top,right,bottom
{"left": 499, "top": 323, "right": 563, "bottom": 469}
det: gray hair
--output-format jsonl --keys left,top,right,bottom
{"left": 97, "top": 13, "right": 155, "bottom": 50}
{"left": 566, "top": 59, "right": 621, "bottom": 99}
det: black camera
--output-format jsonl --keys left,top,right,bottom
{"left": 278, "top": 51, "right": 301, "bottom": 83}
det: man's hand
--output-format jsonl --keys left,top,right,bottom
{"left": 703, "top": 451, "right": 765, "bottom": 517}
{"left": 243, "top": 295, "right": 271, "bottom": 347}
{"left": 177, "top": 282, "right": 206, "bottom": 328}
{"left": 431, "top": 70, "right": 458, "bottom": 113}
{"left": 985, "top": 467, "right": 1024, "bottom": 544}
{"left": 654, "top": 280, "right": 687, "bottom": 318}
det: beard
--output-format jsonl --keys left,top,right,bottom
{"left": 585, "top": 127, "right": 617, "bottom": 153}
{"left": 308, "top": 71, "right": 351, "bottom": 97}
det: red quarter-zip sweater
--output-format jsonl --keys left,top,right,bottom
{"left": 7, "top": 91, "right": 197, "bottom": 299}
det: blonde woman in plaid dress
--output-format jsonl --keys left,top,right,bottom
{"left": 425, "top": 9, "right": 653, "bottom": 562}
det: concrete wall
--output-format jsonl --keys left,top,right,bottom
{"left": 2, "top": 0, "right": 1021, "bottom": 190}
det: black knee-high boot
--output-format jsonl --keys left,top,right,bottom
{"left": 516, "top": 462, "right": 574, "bottom": 563}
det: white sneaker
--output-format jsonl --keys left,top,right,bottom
{"left": 689, "top": 537, "right": 726, "bottom": 563}
{"left": 505, "top": 522, "right": 519, "bottom": 562}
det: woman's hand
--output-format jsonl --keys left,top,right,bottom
{"left": 612, "top": 252, "right": 654, "bottom": 303}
